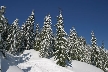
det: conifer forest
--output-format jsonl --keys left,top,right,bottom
{"left": 0, "top": 6, "right": 108, "bottom": 71}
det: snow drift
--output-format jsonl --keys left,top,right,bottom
{"left": 0, "top": 49, "right": 104, "bottom": 72}
{"left": 17, "top": 49, "right": 73, "bottom": 72}
{"left": 69, "top": 60, "right": 104, "bottom": 72}
{"left": 17, "top": 49, "right": 104, "bottom": 72}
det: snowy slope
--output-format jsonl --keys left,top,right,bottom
{"left": 1, "top": 49, "right": 104, "bottom": 72}
{"left": 17, "top": 49, "right": 104, "bottom": 72}
{"left": 1, "top": 52, "right": 23, "bottom": 72}
{"left": 68, "top": 60, "right": 104, "bottom": 72}
{"left": 17, "top": 49, "right": 72, "bottom": 72}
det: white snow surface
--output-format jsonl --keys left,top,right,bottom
{"left": 1, "top": 49, "right": 104, "bottom": 72}
{"left": 1, "top": 52, "right": 23, "bottom": 72}
{"left": 68, "top": 60, "right": 104, "bottom": 72}
{"left": 17, "top": 49, "right": 72, "bottom": 72}
{"left": 6, "top": 66, "right": 23, "bottom": 72}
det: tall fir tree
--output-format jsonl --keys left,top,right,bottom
{"left": 85, "top": 44, "right": 92, "bottom": 64}
{"left": 54, "top": 10, "right": 69, "bottom": 67}
{"left": 17, "top": 23, "right": 26, "bottom": 53}
{"left": 78, "top": 36, "right": 87, "bottom": 62}
{"left": 21, "top": 23, "right": 27, "bottom": 51}
{"left": 105, "top": 49, "right": 108, "bottom": 69}
{"left": 25, "top": 10, "right": 35, "bottom": 50}
{"left": 0, "top": 6, "right": 8, "bottom": 57}
{"left": 68, "top": 27, "right": 79, "bottom": 61}
{"left": 34, "top": 23, "right": 41, "bottom": 51}
{"left": 0, "top": 6, "right": 9, "bottom": 52}
{"left": 98, "top": 41, "right": 106, "bottom": 71}
{"left": 90, "top": 31, "right": 99, "bottom": 67}
{"left": 7, "top": 19, "right": 20, "bottom": 54}
{"left": 39, "top": 14, "right": 53, "bottom": 58}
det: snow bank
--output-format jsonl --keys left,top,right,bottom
{"left": 17, "top": 49, "right": 73, "bottom": 72}
{"left": 0, "top": 49, "right": 104, "bottom": 72}
{"left": 68, "top": 60, "right": 104, "bottom": 72}
{"left": 21, "top": 49, "right": 40, "bottom": 60}
{"left": 17, "top": 49, "right": 104, "bottom": 72}
{"left": 18, "top": 58, "right": 73, "bottom": 72}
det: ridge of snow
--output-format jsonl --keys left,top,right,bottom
{"left": 17, "top": 49, "right": 73, "bottom": 72}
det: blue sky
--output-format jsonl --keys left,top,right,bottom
{"left": 1, "top": 0, "right": 108, "bottom": 49}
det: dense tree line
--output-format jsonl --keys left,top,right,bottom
{"left": 0, "top": 6, "right": 108, "bottom": 71}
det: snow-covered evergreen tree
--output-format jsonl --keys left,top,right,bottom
{"left": 90, "top": 31, "right": 99, "bottom": 67}
{"left": 78, "top": 36, "right": 91, "bottom": 64}
{"left": 0, "top": 6, "right": 9, "bottom": 52}
{"left": 98, "top": 41, "right": 106, "bottom": 71}
{"left": 25, "top": 10, "right": 35, "bottom": 50}
{"left": 68, "top": 27, "right": 79, "bottom": 61}
{"left": 34, "top": 23, "right": 41, "bottom": 51}
{"left": 39, "top": 14, "right": 53, "bottom": 58}
{"left": 17, "top": 23, "right": 26, "bottom": 53}
{"left": 21, "top": 23, "right": 27, "bottom": 51}
{"left": 85, "top": 44, "right": 92, "bottom": 64}
{"left": 78, "top": 36, "right": 87, "bottom": 62}
{"left": 7, "top": 19, "right": 20, "bottom": 54}
{"left": 54, "top": 10, "right": 69, "bottom": 67}
{"left": 105, "top": 51, "right": 108, "bottom": 68}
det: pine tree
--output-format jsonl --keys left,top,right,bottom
{"left": 51, "top": 33, "right": 56, "bottom": 57}
{"left": 98, "top": 41, "right": 106, "bottom": 71}
{"left": 0, "top": 6, "right": 9, "bottom": 52}
{"left": 34, "top": 23, "right": 41, "bottom": 51}
{"left": 17, "top": 23, "right": 26, "bottom": 53}
{"left": 6, "top": 24, "right": 13, "bottom": 51}
{"left": 105, "top": 51, "right": 108, "bottom": 68}
{"left": 7, "top": 19, "right": 20, "bottom": 54}
{"left": 25, "top": 10, "right": 35, "bottom": 50}
{"left": 21, "top": 23, "right": 27, "bottom": 51}
{"left": 78, "top": 36, "right": 91, "bottom": 64}
{"left": 90, "top": 31, "right": 99, "bottom": 67}
{"left": 68, "top": 27, "right": 79, "bottom": 61}
{"left": 78, "top": 36, "right": 87, "bottom": 62}
{"left": 39, "top": 14, "right": 53, "bottom": 58}
{"left": 85, "top": 44, "right": 92, "bottom": 64}
{"left": 54, "top": 10, "right": 69, "bottom": 67}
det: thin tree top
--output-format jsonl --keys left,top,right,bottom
{"left": 0, "top": 6, "right": 6, "bottom": 15}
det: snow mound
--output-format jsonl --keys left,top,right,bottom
{"left": 20, "top": 49, "right": 40, "bottom": 60}
{"left": 0, "top": 49, "right": 105, "bottom": 72}
{"left": 17, "top": 49, "right": 73, "bottom": 72}
{"left": 17, "top": 49, "right": 104, "bottom": 72}
{"left": 69, "top": 60, "right": 104, "bottom": 72}
{"left": 18, "top": 58, "right": 72, "bottom": 72}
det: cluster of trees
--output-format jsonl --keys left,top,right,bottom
{"left": 0, "top": 6, "right": 108, "bottom": 71}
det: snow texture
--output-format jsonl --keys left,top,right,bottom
{"left": 17, "top": 49, "right": 72, "bottom": 72}
{"left": 0, "top": 49, "right": 105, "bottom": 72}
{"left": 68, "top": 60, "right": 104, "bottom": 72}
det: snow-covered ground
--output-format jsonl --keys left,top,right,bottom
{"left": 68, "top": 60, "right": 104, "bottom": 72}
{"left": 17, "top": 49, "right": 72, "bottom": 72}
{"left": 1, "top": 49, "right": 104, "bottom": 72}
{"left": 1, "top": 52, "right": 23, "bottom": 72}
